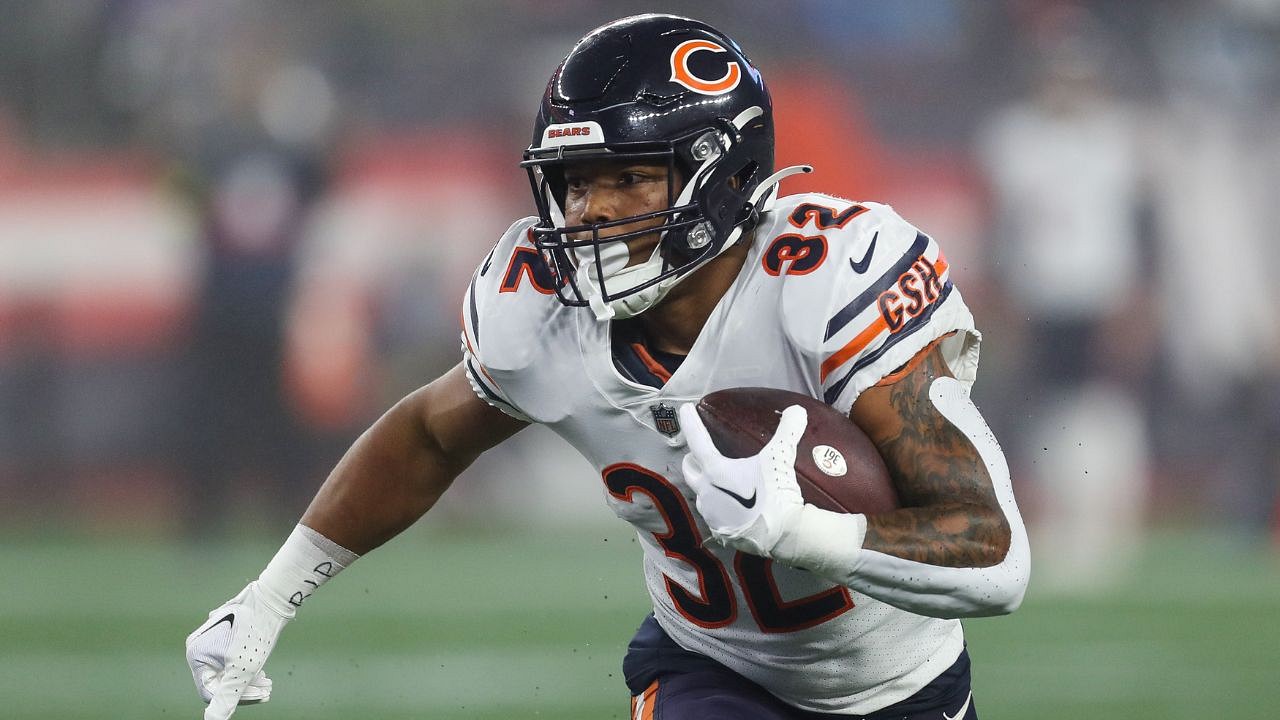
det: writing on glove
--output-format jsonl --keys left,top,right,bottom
{"left": 185, "top": 524, "right": 354, "bottom": 720}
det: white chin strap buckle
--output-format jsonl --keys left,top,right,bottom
{"left": 588, "top": 292, "right": 615, "bottom": 321}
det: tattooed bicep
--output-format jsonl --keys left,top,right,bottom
{"left": 849, "top": 343, "right": 996, "bottom": 508}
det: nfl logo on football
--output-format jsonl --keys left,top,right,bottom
{"left": 650, "top": 403, "right": 680, "bottom": 437}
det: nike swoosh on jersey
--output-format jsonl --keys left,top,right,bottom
{"left": 848, "top": 231, "right": 878, "bottom": 273}
{"left": 943, "top": 690, "right": 973, "bottom": 720}
{"left": 711, "top": 482, "right": 757, "bottom": 508}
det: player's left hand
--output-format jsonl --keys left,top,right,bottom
{"left": 186, "top": 583, "right": 291, "bottom": 719}
{"left": 679, "top": 403, "right": 807, "bottom": 557}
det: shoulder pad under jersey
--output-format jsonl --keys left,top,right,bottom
{"left": 764, "top": 194, "right": 980, "bottom": 413}
{"left": 461, "top": 217, "right": 562, "bottom": 421}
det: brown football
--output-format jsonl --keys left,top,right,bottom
{"left": 695, "top": 387, "right": 899, "bottom": 515}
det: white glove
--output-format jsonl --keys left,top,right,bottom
{"left": 186, "top": 525, "right": 356, "bottom": 720}
{"left": 186, "top": 582, "right": 289, "bottom": 718}
{"left": 679, "top": 403, "right": 808, "bottom": 557}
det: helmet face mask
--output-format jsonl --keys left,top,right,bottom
{"left": 521, "top": 14, "right": 776, "bottom": 320}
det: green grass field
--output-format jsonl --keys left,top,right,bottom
{"left": 3, "top": 524, "right": 1278, "bottom": 719}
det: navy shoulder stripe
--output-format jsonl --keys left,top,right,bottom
{"left": 823, "top": 279, "right": 954, "bottom": 405}
{"left": 825, "top": 232, "right": 930, "bottom": 342}
{"left": 466, "top": 358, "right": 514, "bottom": 412}
{"left": 467, "top": 273, "right": 481, "bottom": 349}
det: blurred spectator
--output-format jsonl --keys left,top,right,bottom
{"left": 158, "top": 30, "right": 337, "bottom": 534}
{"left": 0, "top": 302, "right": 62, "bottom": 512}
{"left": 1146, "top": 1, "right": 1280, "bottom": 536}
{"left": 976, "top": 5, "right": 1154, "bottom": 591}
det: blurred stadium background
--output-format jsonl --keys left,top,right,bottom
{"left": 1, "top": 1, "right": 1277, "bottom": 718}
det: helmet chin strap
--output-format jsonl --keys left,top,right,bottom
{"left": 586, "top": 254, "right": 666, "bottom": 321}
{"left": 577, "top": 240, "right": 633, "bottom": 321}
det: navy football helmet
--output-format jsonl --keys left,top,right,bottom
{"left": 521, "top": 13, "right": 807, "bottom": 320}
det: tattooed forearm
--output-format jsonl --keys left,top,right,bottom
{"left": 864, "top": 504, "right": 1010, "bottom": 567}
{"left": 853, "top": 346, "right": 1011, "bottom": 567}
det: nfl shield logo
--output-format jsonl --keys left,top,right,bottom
{"left": 650, "top": 403, "right": 680, "bottom": 437}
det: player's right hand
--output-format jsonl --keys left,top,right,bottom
{"left": 186, "top": 582, "right": 292, "bottom": 720}
{"left": 679, "top": 403, "right": 808, "bottom": 558}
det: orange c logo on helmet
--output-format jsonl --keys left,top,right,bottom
{"left": 669, "top": 39, "right": 742, "bottom": 96}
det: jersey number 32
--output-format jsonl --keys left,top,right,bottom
{"left": 605, "top": 463, "right": 854, "bottom": 633}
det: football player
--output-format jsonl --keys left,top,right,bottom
{"left": 186, "top": 14, "right": 1029, "bottom": 720}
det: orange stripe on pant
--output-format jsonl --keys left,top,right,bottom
{"left": 631, "top": 679, "right": 659, "bottom": 720}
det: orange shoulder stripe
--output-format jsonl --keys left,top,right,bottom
{"left": 819, "top": 315, "right": 888, "bottom": 382}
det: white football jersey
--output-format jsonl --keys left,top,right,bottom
{"left": 461, "top": 193, "right": 981, "bottom": 714}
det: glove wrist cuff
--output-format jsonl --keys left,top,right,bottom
{"left": 256, "top": 524, "right": 359, "bottom": 617}
{"left": 771, "top": 505, "right": 867, "bottom": 583}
